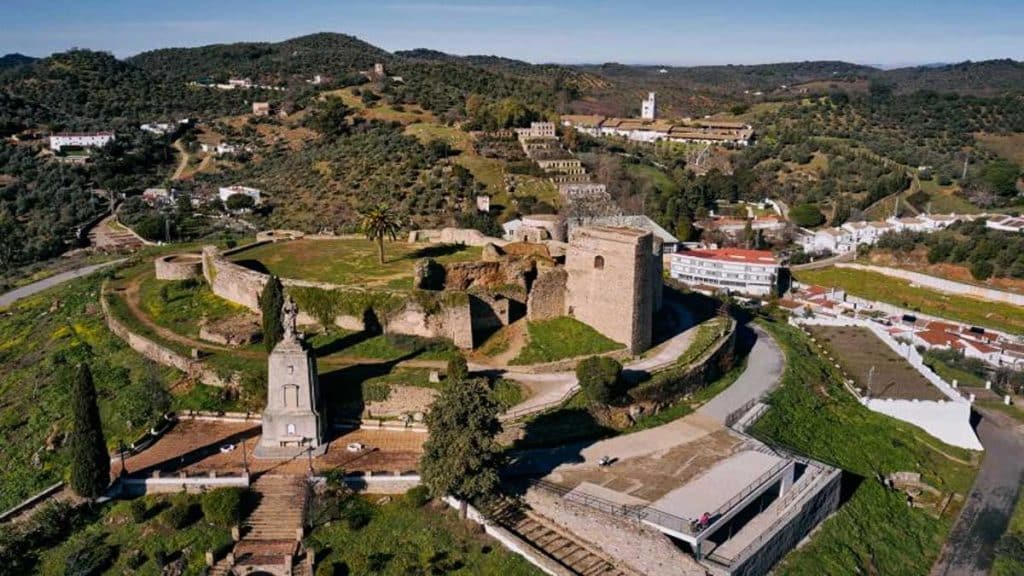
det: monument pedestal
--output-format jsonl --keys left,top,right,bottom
{"left": 254, "top": 297, "right": 326, "bottom": 459}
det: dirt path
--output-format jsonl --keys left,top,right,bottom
{"left": 171, "top": 139, "right": 190, "bottom": 180}
{"left": 931, "top": 409, "right": 1024, "bottom": 576}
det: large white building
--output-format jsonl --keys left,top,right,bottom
{"left": 669, "top": 248, "right": 781, "bottom": 296}
{"left": 49, "top": 132, "right": 115, "bottom": 152}
{"left": 219, "top": 185, "right": 262, "bottom": 205}
{"left": 641, "top": 92, "right": 657, "bottom": 120}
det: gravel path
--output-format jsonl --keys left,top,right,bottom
{"left": 0, "top": 259, "right": 126, "bottom": 309}
{"left": 493, "top": 299, "right": 700, "bottom": 419}
{"left": 698, "top": 325, "right": 785, "bottom": 423}
{"left": 931, "top": 409, "right": 1024, "bottom": 576}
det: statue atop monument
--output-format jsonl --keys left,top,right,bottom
{"left": 282, "top": 296, "right": 299, "bottom": 340}
{"left": 254, "top": 299, "right": 326, "bottom": 458}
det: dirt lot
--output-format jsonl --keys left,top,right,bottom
{"left": 808, "top": 326, "right": 945, "bottom": 401}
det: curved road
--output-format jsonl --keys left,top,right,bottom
{"left": 931, "top": 409, "right": 1024, "bottom": 576}
{"left": 698, "top": 325, "right": 784, "bottom": 423}
{"left": 0, "top": 259, "right": 126, "bottom": 309}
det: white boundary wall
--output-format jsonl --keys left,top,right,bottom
{"left": 791, "top": 315, "right": 983, "bottom": 451}
{"left": 835, "top": 263, "right": 1024, "bottom": 307}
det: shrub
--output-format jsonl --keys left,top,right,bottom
{"left": 128, "top": 498, "right": 147, "bottom": 523}
{"left": 345, "top": 502, "right": 372, "bottom": 530}
{"left": 63, "top": 533, "right": 114, "bottom": 576}
{"left": 201, "top": 487, "right": 245, "bottom": 528}
{"left": 790, "top": 203, "right": 826, "bottom": 228}
{"left": 446, "top": 356, "right": 469, "bottom": 384}
{"left": 576, "top": 356, "right": 623, "bottom": 405}
{"left": 160, "top": 501, "right": 192, "bottom": 529}
{"left": 404, "top": 485, "right": 431, "bottom": 508}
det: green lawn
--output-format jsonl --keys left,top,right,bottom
{"left": 307, "top": 495, "right": 541, "bottom": 575}
{"left": 0, "top": 271, "right": 183, "bottom": 511}
{"left": 228, "top": 238, "right": 481, "bottom": 287}
{"left": 628, "top": 363, "right": 744, "bottom": 432}
{"left": 796, "top": 267, "right": 1024, "bottom": 334}
{"left": 752, "top": 318, "right": 979, "bottom": 576}
{"left": 510, "top": 316, "right": 623, "bottom": 365}
{"left": 139, "top": 273, "right": 250, "bottom": 338}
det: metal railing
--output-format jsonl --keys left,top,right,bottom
{"left": 532, "top": 458, "right": 791, "bottom": 538}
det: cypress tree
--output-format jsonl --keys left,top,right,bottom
{"left": 69, "top": 363, "right": 110, "bottom": 499}
{"left": 260, "top": 275, "right": 284, "bottom": 352}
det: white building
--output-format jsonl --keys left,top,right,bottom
{"left": 669, "top": 248, "right": 781, "bottom": 296}
{"left": 219, "top": 185, "right": 261, "bottom": 205}
{"left": 49, "top": 132, "right": 115, "bottom": 152}
{"left": 798, "top": 227, "right": 854, "bottom": 254}
{"left": 986, "top": 215, "right": 1024, "bottom": 233}
{"left": 641, "top": 92, "right": 657, "bottom": 120}
{"left": 515, "top": 121, "right": 556, "bottom": 141}
{"left": 200, "top": 142, "right": 239, "bottom": 156}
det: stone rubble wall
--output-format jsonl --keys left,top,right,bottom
{"left": 202, "top": 245, "right": 476, "bottom": 348}
{"left": 154, "top": 253, "right": 203, "bottom": 280}
{"left": 527, "top": 267, "right": 567, "bottom": 321}
{"left": 408, "top": 227, "right": 509, "bottom": 247}
{"left": 100, "top": 284, "right": 232, "bottom": 388}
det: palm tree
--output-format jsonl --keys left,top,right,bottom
{"left": 360, "top": 204, "right": 401, "bottom": 265}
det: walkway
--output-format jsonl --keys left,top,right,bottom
{"left": 0, "top": 259, "right": 126, "bottom": 308}
{"left": 698, "top": 325, "right": 784, "bottom": 424}
{"left": 931, "top": 409, "right": 1024, "bottom": 576}
{"left": 495, "top": 299, "right": 702, "bottom": 420}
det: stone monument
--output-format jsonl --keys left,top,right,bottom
{"left": 254, "top": 297, "right": 326, "bottom": 458}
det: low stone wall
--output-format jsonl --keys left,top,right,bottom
{"left": 0, "top": 482, "right": 65, "bottom": 523}
{"left": 256, "top": 229, "right": 305, "bottom": 242}
{"left": 508, "top": 346, "right": 634, "bottom": 374}
{"left": 408, "top": 227, "right": 508, "bottom": 247}
{"left": 119, "top": 473, "right": 250, "bottom": 496}
{"left": 203, "top": 245, "right": 476, "bottom": 348}
{"left": 155, "top": 253, "right": 203, "bottom": 280}
{"left": 101, "top": 285, "right": 232, "bottom": 388}
{"left": 626, "top": 319, "right": 737, "bottom": 405}
{"left": 836, "top": 263, "right": 1024, "bottom": 307}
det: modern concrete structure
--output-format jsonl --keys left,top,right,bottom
{"left": 255, "top": 298, "right": 325, "bottom": 458}
{"left": 669, "top": 248, "right": 781, "bottom": 297}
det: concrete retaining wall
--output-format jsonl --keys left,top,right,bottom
{"left": 836, "top": 263, "right": 1024, "bottom": 307}
{"left": 119, "top": 474, "right": 250, "bottom": 496}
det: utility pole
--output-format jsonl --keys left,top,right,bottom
{"left": 961, "top": 152, "right": 969, "bottom": 181}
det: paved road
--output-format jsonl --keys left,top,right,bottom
{"left": 698, "top": 325, "right": 784, "bottom": 424}
{"left": 931, "top": 410, "right": 1024, "bottom": 576}
{"left": 0, "top": 259, "right": 125, "bottom": 309}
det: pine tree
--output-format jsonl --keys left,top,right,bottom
{"left": 69, "top": 363, "right": 110, "bottom": 499}
{"left": 260, "top": 275, "right": 284, "bottom": 352}
{"left": 420, "top": 379, "right": 502, "bottom": 516}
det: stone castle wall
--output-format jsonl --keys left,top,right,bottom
{"left": 155, "top": 253, "right": 203, "bottom": 281}
{"left": 202, "top": 245, "right": 476, "bottom": 348}
{"left": 527, "top": 267, "right": 567, "bottom": 321}
{"left": 564, "top": 227, "right": 654, "bottom": 353}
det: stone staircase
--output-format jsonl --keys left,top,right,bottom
{"left": 490, "top": 499, "right": 636, "bottom": 576}
{"left": 209, "top": 474, "right": 312, "bottom": 575}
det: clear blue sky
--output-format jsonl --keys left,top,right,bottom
{"left": 3, "top": 0, "right": 1022, "bottom": 66}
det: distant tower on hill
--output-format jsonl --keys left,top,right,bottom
{"left": 641, "top": 92, "right": 656, "bottom": 120}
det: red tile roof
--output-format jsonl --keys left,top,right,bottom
{"left": 675, "top": 248, "right": 778, "bottom": 265}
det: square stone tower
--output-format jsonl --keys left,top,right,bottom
{"left": 565, "top": 226, "right": 654, "bottom": 354}
{"left": 255, "top": 298, "right": 325, "bottom": 458}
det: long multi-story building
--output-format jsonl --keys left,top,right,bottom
{"left": 49, "top": 131, "right": 115, "bottom": 152}
{"left": 669, "top": 248, "right": 781, "bottom": 296}
{"left": 561, "top": 113, "right": 754, "bottom": 146}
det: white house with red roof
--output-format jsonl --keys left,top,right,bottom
{"left": 669, "top": 248, "right": 781, "bottom": 296}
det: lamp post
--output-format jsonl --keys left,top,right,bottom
{"left": 118, "top": 441, "right": 128, "bottom": 478}
{"left": 241, "top": 437, "right": 249, "bottom": 476}
{"left": 306, "top": 444, "right": 314, "bottom": 478}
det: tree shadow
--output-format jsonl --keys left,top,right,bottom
{"left": 319, "top": 352, "right": 421, "bottom": 430}
{"left": 123, "top": 423, "right": 261, "bottom": 477}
